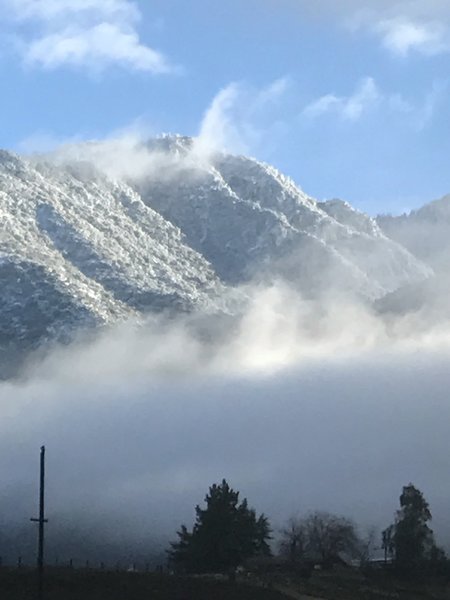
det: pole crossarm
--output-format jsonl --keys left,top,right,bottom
{"left": 30, "top": 518, "right": 49, "bottom": 523}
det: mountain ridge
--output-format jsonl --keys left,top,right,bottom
{"left": 377, "top": 194, "right": 450, "bottom": 272}
{"left": 0, "top": 136, "right": 441, "bottom": 374}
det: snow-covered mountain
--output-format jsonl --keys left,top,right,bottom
{"left": 378, "top": 195, "right": 450, "bottom": 273}
{"left": 375, "top": 195, "right": 450, "bottom": 318}
{"left": 0, "top": 147, "right": 228, "bottom": 372}
{"left": 0, "top": 136, "right": 434, "bottom": 373}
{"left": 135, "top": 136, "right": 430, "bottom": 297}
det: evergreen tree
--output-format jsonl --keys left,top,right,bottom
{"left": 395, "top": 484, "right": 434, "bottom": 569}
{"left": 384, "top": 483, "right": 445, "bottom": 570}
{"left": 168, "top": 479, "right": 272, "bottom": 573}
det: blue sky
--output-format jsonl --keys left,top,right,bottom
{"left": 0, "top": 0, "right": 449, "bottom": 215}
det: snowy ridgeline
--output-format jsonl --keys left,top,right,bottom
{"left": 0, "top": 136, "right": 439, "bottom": 360}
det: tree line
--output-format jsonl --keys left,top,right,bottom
{"left": 168, "top": 479, "right": 449, "bottom": 577}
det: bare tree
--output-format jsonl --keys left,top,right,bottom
{"left": 280, "top": 512, "right": 361, "bottom": 565}
{"left": 279, "top": 517, "right": 306, "bottom": 563}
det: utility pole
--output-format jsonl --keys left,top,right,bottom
{"left": 31, "top": 446, "right": 48, "bottom": 600}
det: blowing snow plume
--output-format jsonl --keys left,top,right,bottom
{"left": 1, "top": 132, "right": 450, "bottom": 563}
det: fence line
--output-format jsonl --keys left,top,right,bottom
{"left": 0, "top": 556, "right": 165, "bottom": 574}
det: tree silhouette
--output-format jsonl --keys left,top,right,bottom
{"left": 384, "top": 483, "right": 445, "bottom": 570}
{"left": 279, "top": 512, "right": 360, "bottom": 567}
{"left": 302, "top": 512, "right": 359, "bottom": 566}
{"left": 381, "top": 524, "right": 395, "bottom": 563}
{"left": 169, "top": 479, "right": 271, "bottom": 574}
{"left": 279, "top": 517, "right": 306, "bottom": 564}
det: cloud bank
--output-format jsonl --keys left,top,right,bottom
{"left": 2, "top": 281, "right": 450, "bottom": 563}
{"left": 2, "top": 0, "right": 174, "bottom": 73}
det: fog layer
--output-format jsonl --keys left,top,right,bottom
{"left": 1, "top": 285, "right": 450, "bottom": 562}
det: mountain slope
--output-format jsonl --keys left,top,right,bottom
{"left": 134, "top": 136, "right": 431, "bottom": 298}
{"left": 0, "top": 149, "right": 227, "bottom": 367}
{"left": 378, "top": 194, "right": 450, "bottom": 272}
{"left": 376, "top": 195, "right": 450, "bottom": 317}
{"left": 0, "top": 137, "right": 435, "bottom": 372}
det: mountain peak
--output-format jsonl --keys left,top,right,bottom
{"left": 147, "top": 134, "right": 195, "bottom": 155}
{"left": 0, "top": 139, "right": 434, "bottom": 375}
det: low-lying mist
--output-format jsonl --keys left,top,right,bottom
{"left": 1, "top": 283, "right": 450, "bottom": 564}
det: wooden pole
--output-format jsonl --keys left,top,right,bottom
{"left": 31, "top": 446, "right": 48, "bottom": 600}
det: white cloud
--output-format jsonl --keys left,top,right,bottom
{"left": 193, "top": 78, "right": 290, "bottom": 159}
{"left": 375, "top": 19, "right": 449, "bottom": 56}
{"left": 193, "top": 83, "right": 245, "bottom": 158}
{"left": 2, "top": 0, "right": 174, "bottom": 73}
{"left": 25, "top": 23, "right": 171, "bottom": 72}
{"left": 285, "top": 0, "right": 450, "bottom": 57}
{"left": 386, "top": 80, "right": 445, "bottom": 131}
{"left": 17, "top": 131, "right": 82, "bottom": 154}
{"left": 303, "top": 77, "right": 381, "bottom": 121}
{"left": 349, "top": 4, "right": 450, "bottom": 57}
{"left": 302, "top": 76, "right": 443, "bottom": 130}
